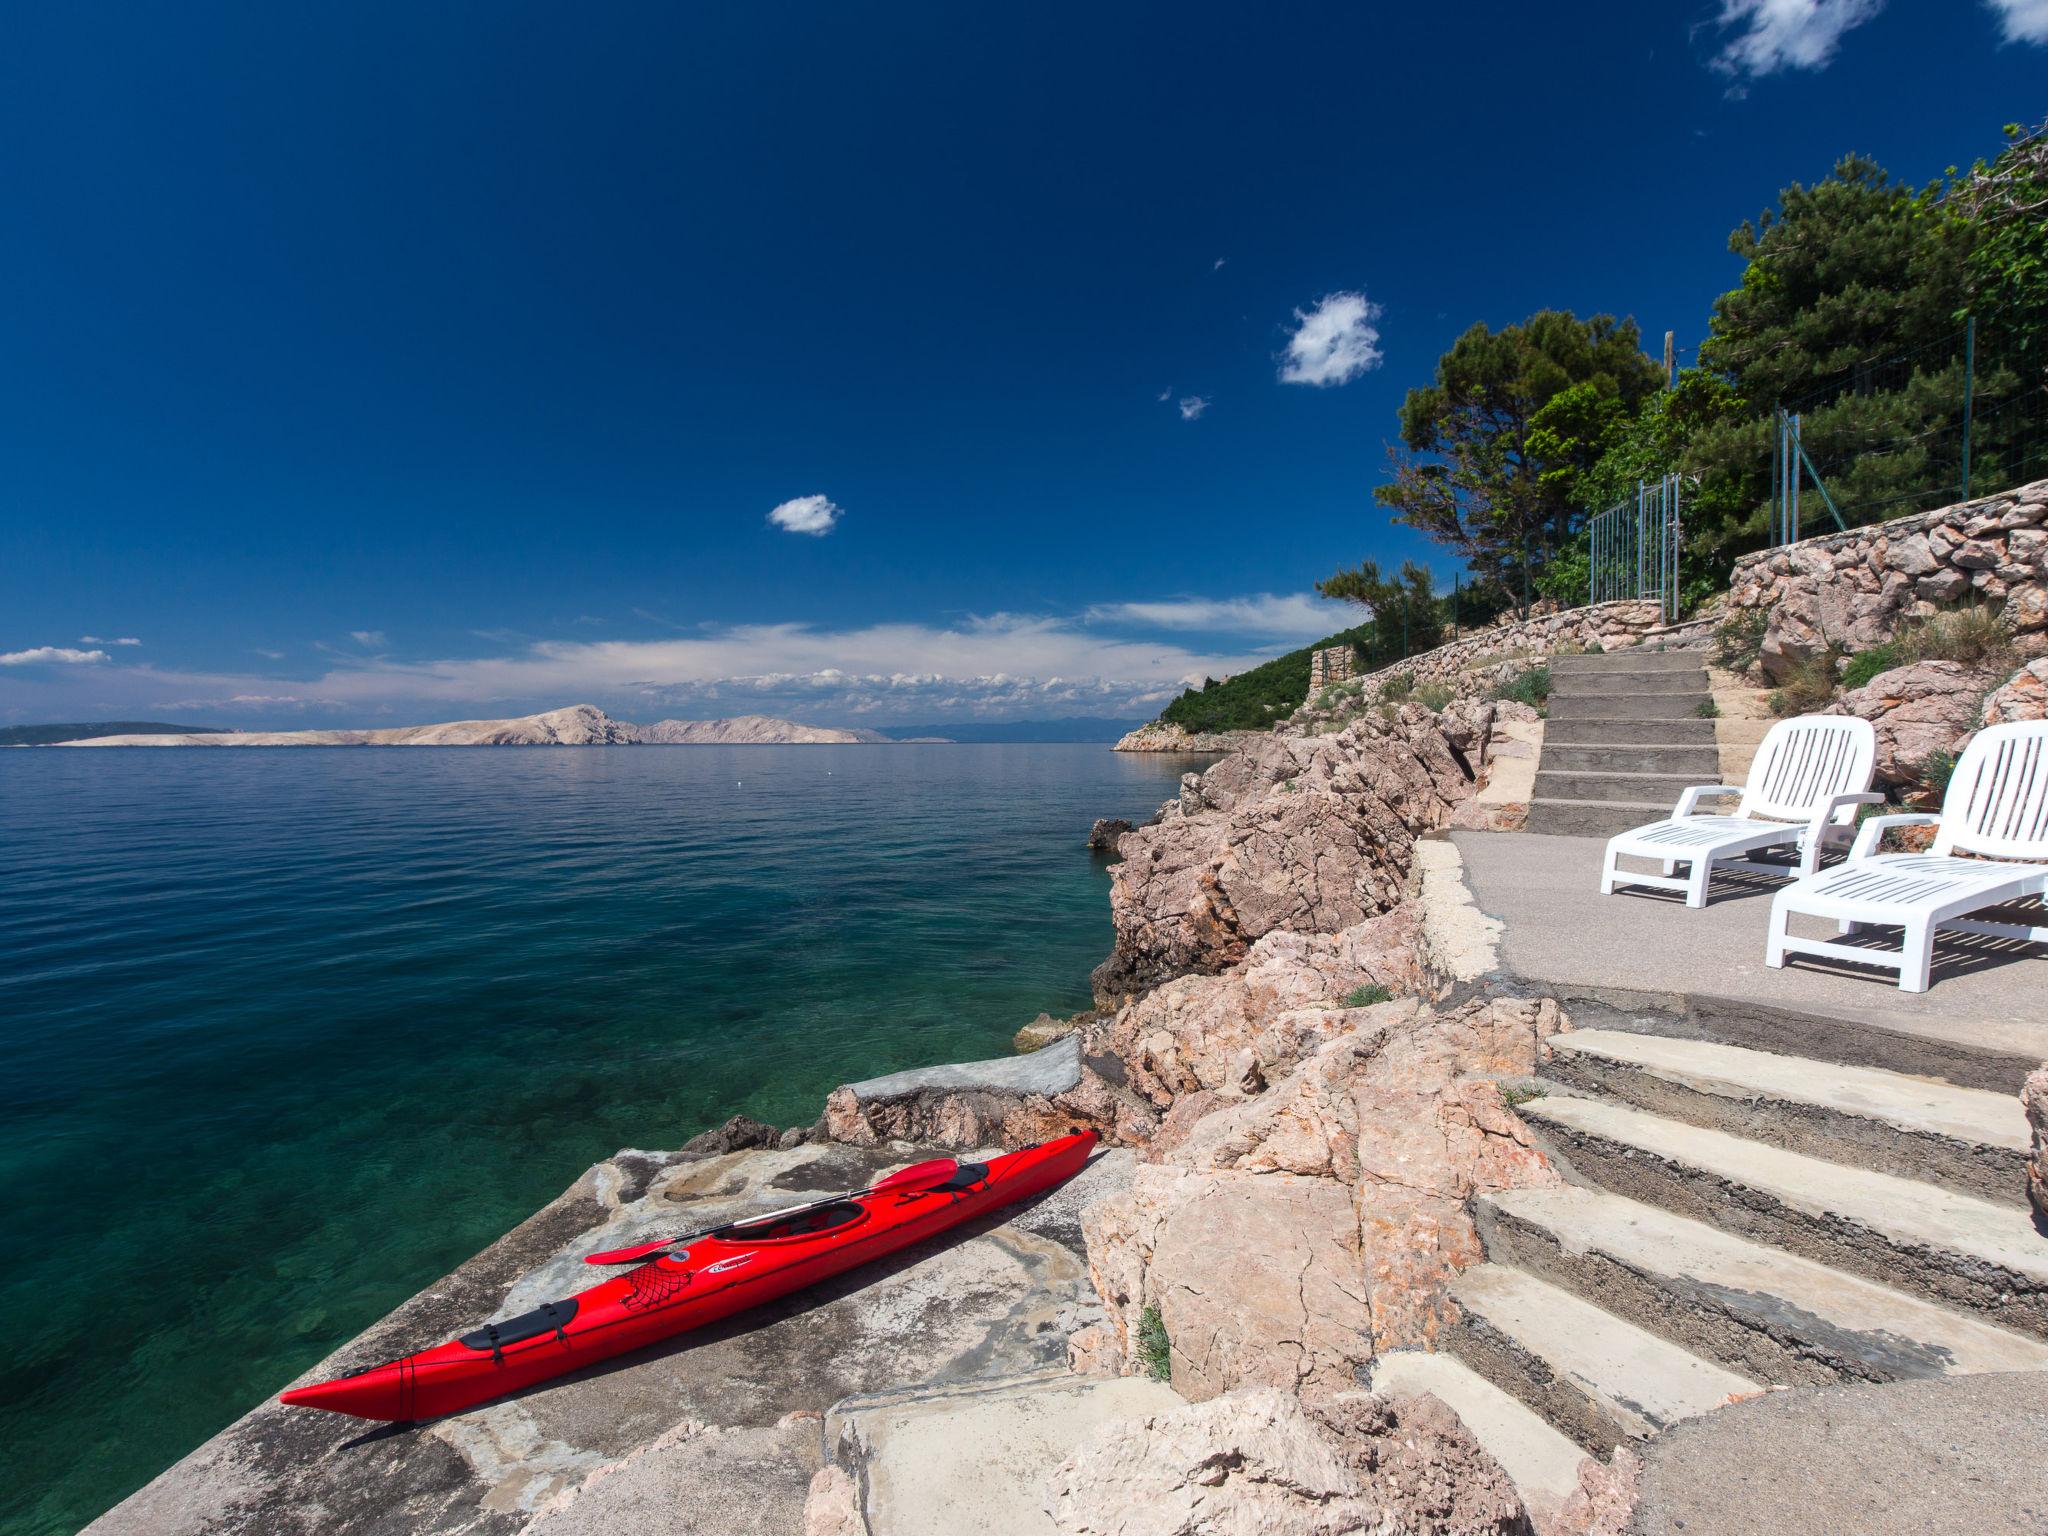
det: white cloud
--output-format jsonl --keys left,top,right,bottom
{"left": 1178, "top": 396, "right": 1210, "bottom": 421}
{"left": 1986, "top": 0, "right": 2048, "bottom": 42}
{"left": 1157, "top": 387, "right": 1172, "bottom": 402}
{"left": 1278, "top": 291, "right": 1384, "bottom": 387}
{"left": 1213, "top": 258, "right": 1226, "bottom": 270}
{"left": 1085, "top": 592, "right": 1339, "bottom": 641}
{"left": 350, "top": 630, "right": 389, "bottom": 647}
{"left": 767, "top": 494, "right": 843, "bottom": 536}
{"left": 80, "top": 635, "right": 141, "bottom": 646}
{"left": 1710, "top": 0, "right": 1884, "bottom": 78}
{"left": 1, "top": 646, "right": 108, "bottom": 666}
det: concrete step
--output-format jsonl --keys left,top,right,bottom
{"left": 1524, "top": 797, "right": 1671, "bottom": 838}
{"left": 1550, "top": 671, "right": 1707, "bottom": 697}
{"left": 1477, "top": 1184, "right": 2048, "bottom": 1387}
{"left": 1544, "top": 717, "right": 1719, "bottom": 747}
{"left": 1548, "top": 693, "right": 1715, "bottom": 722}
{"left": 1550, "top": 651, "right": 1706, "bottom": 675}
{"left": 1369, "top": 1350, "right": 1590, "bottom": 1525}
{"left": 1520, "top": 1095, "right": 2048, "bottom": 1340}
{"left": 1545, "top": 1030, "right": 2030, "bottom": 1207}
{"left": 1532, "top": 770, "right": 1698, "bottom": 806}
{"left": 1444, "top": 1263, "right": 1758, "bottom": 1453}
{"left": 1540, "top": 743, "right": 1723, "bottom": 776}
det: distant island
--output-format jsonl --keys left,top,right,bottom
{"left": 1, "top": 721, "right": 228, "bottom": 747}
{"left": 47, "top": 706, "right": 941, "bottom": 747}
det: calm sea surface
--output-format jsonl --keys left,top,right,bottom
{"left": 0, "top": 744, "right": 1193, "bottom": 1536}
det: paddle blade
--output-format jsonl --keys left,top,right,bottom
{"left": 870, "top": 1157, "right": 957, "bottom": 1192}
{"left": 582, "top": 1236, "right": 676, "bottom": 1266}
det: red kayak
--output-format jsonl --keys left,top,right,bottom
{"left": 280, "top": 1130, "right": 1096, "bottom": 1421}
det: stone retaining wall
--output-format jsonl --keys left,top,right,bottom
{"left": 1340, "top": 599, "right": 1671, "bottom": 705}
{"left": 1308, "top": 644, "right": 1357, "bottom": 691}
{"left": 1726, "top": 478, "right": 2048, "bottom": 681}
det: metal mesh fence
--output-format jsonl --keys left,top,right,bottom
{"left": 1772, "top": 314, "right": 2047, "bottom": 540}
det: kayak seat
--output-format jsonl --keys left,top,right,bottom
{"left": 713, "top": 1199, "right": 868, "bottom": 1243}
{"left": 459, "top": 1298, "right": 579, "bottom": 1353}
{"left": 931, "top": 1162, "right": 990, "bottom": 1193}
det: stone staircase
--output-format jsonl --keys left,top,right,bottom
{"left": 1527, "top": 650, "right": 1717, "bottom": 838}
{"left": 1370, "top": 1007, "right": 2048, "bottom": 1522}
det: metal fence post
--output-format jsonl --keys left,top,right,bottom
{"left": 1961, "top": 313, "right": 1976, "bottom": 500}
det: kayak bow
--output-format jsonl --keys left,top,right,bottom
{"left": 280, "top": 1129, "right": 1096, "bottom": 1421}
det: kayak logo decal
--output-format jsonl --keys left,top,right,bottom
{"left": 704, "top": 1255, "right": 755, "bottom": 1276}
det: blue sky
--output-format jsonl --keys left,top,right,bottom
{"left": 2, "top": 1, "right": 2042, "bottom": 727}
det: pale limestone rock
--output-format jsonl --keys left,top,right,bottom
{"left": 1547, "top": 1447, "right": 1641, "bottom": 1536}
{"left": 1045, "top": 1387, "right": 1523, "bottom": 1536}
{"left": 1829, "top": 660, "right": 2004, "bottom": 798}
{"left": 1093, "top": 713, "right": 1480, "bottom": 1003}
{"left": 801, "top": 1466, "right": 864, "bottom": 1536}
{"left": 2023, "top": 1066, "right": 2048, "bottom": 1230}
{"left": 1096, "top": 910, "right": 1424, "bottom": 1107}
{"left": 1981, "top": 660, "right": 2048, "bottom": 727}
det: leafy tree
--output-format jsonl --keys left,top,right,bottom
{"left": 1699, "top": 155, "right": 1973, "bottom": 405}
{"left": 1375, "top": 311, "right": 1663, "bottom": 607}
{"left": 1315, "top": 558, "right": 1445, "bottom": 663}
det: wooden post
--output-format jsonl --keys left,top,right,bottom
{"left": 1663, "top": 330, "right": 1675, "bottom": 387}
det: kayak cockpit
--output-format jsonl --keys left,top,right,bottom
{"left": 710, "top": 1199, "right": 868, "bottom": 1243}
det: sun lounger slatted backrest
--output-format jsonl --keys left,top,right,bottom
{"left": 1936, "top": 722, "right": 2048, "bottom": 861}
{"left": 1739, "top": 716, "right": 1877, "bottom": 826}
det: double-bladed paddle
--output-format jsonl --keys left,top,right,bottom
{"left": 580, "top": 1157, "right": 961, "bottom": 1265}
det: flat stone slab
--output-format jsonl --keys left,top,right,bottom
{"left": 830, "top": 1369, "right": 1182, "bottom": 1536}
{"left": 847, "top": 1032, "right": 1082, "bottom": 1101}
{"left": 1633, "top": 1372, "right": 2048, "bottom": 1535}
{"left": 88, "top": 1141, "right": 1136, "bottom": 1536}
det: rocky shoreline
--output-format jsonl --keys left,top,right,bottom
{"left": 93, "top": 690, "right": 1620, "bottom": 1536}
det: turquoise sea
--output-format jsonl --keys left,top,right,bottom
{"left": 0, "top": 744, "right": 1193, "bottom": 1536}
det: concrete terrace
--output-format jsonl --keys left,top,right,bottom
{"left": 1453, "top": 827, "right": 2048, "bottom": 1082}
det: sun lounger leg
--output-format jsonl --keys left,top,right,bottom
{"left": 1901, "top": 919, "right": 1933, "bottom": 994}
{"left": 1686, "top": 854, "right": 1713, "bottom": 908}
{"left": 1600, "top": 840, "right": 1620, "bottom": 896}
{"left": 1766, "top": 896, "right": 1790, "bottom": 969}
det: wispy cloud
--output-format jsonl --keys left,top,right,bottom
{"left": 767, "top": 494, "right": 842, "bottom": 536}
{"left": 1212, "top": 258, "right": 1226, "bottom": 270}
{"left": 1178, "top": 396, "right": 1211, "bottom": 421}
{"left": 252, "top": 648, "right": 286, "bottom": 660}
{"left": 1, "top": 646, "right": 109, "bottom": 666}
{"left": 1085, "top": 592, "right": 1338, "bottom": 641}
{"left": 1156, "top": 387, "right": 1173, "bottom": 403}
{"left": 80, "top": 635, "right": 142, "bottom": 646}
{"left": 1986, "top": 0, "right": 2048, "bottom": 43}
{"left": 1709, "top": 0, "right": 1884, "bottom": 80}
{"left": 1279, "top": 291, "right": 1383, "bottom": 387}
{"left": 350, "top": 630, "right": 389, "bottom": 648}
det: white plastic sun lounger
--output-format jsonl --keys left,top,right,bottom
{"left": 1599, "top": 715, "right": 1879, "bottom": 908}
{"left": 1767, "top": 720, "right": 2048, "bottom": 992}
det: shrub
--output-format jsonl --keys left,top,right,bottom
{"left": 1768, "top": 645, "right": 1845, "bottom": 717}
{"left": 1416, "top": 681, "right": 1455, "bottom": 712}
{"left": 1909, "top": 603, "right": 2015, "bottom": 669}
{"left": 1584, "top": 639, "right": 1604, "bottom": 654}
{"left": 1341, "top": 982, "right": 1395, "bottom": 1008}
{"left": 1715, "top": 609, "right": 1769, "bottom": 672}
{"left": 1918, "top": 749, "right": 1959, "bottom": 801}
{"left": 1838, "top": 604, "right": 2016, "bottom": 695}
{"left": 1694, "top": 698, "right": 1721, "bottom": 719}
{"left": 1378, "top": 670, "right": 1417, "bottom": 705}
{"left": 1490, "top": 665, "right": 1552, "bottom": 709}
{"left": 1500, "top": 1084, "right": 1548, "bottom": 1107}
{"left": 1840, "top": 642, "right": 1903, "bottom": 692}
{"left": 1137, "top": 1304, "right": 1172, "bottom": 1381}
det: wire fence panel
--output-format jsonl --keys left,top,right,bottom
{"left": 1770, "top": 314, "right": 2047, "bottom": 542}
{"left": 1588, "top": 475, "right": 1681, "bottom": 623}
